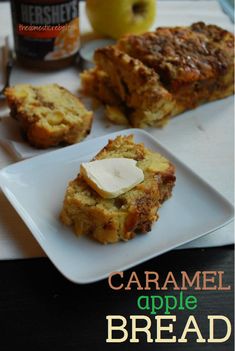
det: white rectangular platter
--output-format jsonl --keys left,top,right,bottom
{"left": 0, "top": 129, "right": 233, "bottom": 283}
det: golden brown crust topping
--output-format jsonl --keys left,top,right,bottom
{"left": 118, "top": 22, "right": 234, "bottom": 87}
{"left": 80, "top": 22, "right": 234, "bottom": 128}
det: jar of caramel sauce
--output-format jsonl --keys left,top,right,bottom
{"left": 10, "top": 0, "right": 80, "bottom": 70}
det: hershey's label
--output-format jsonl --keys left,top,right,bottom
{"left": 20, "top": 0, "right": 78, "bottom": 25}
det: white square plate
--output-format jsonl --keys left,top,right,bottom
{"left": 0, "top": 129, "right": 233, "bottom": 283}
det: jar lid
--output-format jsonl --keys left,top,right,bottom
{"left": 80, "top": 38, "right": 116, "bottom": 68}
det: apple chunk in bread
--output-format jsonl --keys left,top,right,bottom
{"left": 86, "top": 0, "right": 156, "bottom": 39}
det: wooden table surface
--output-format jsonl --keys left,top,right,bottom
{"left": 0, "top": 246, "right": 233, "bottom": 350}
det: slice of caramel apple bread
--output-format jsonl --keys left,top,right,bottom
{"left": 60, "top": 135, "right": 175, "bottom": 244}
{"left": 82, "top": 47, "right": 175, "bottom": 128}
{"left": 5, "top": 84, "right": 93, "bottom": 148}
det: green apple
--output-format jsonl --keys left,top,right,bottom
{"left": 86, "top": 0, "right": 157, "bottom": 39}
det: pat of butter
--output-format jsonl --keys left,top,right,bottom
{"left": 80, "top": 158, "right": 144, "bottom": 199}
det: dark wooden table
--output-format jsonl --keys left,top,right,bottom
{"left": 0, "top": 246, "right": 233, "bottom": 351}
